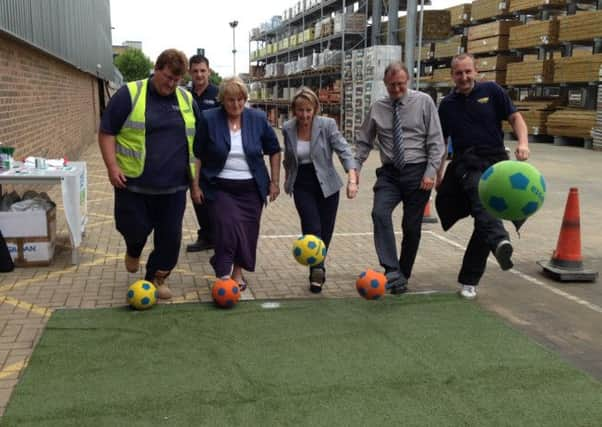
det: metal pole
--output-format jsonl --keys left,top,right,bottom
{"left": 230, "top": 20, "right": 238, "bottom": 76}
{"left": 404, "top": 0, "right": 417, "bottom": 81}
{"left": 416, "top": 0, "right": 425, "bottom": 89}
{"left": 372, "top": 0, "right": 381, "bottom": 46}
{"left": 388, "top": 0, "right": 399, "bottom": 45}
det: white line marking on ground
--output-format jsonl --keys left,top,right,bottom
{"left": 424, "top": 230, "right": 602, "bottom": 315}
{"left": 257, "top": 230, "right": 602, "bottom": 314}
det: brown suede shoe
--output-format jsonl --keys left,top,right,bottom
{"left": 153, "top": 270, "right": 172, "bottom": 299}
{"left": 124, "top": 254, "right": 140, "bottom": 273}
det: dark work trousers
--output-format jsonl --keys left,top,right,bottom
{"left": 458, "top": 169, "right": 509, "bottom": 286}
{"left": 192, "top": 195, "right": 213, "bottom": 243}
{"left": 293, "top": 164, "right": 340, "bottom": 272}
{"left": 372, "top": 163, "right": 430, "bottom": 282}
{"left": 114, "top": 188, "right": 186, "bottom": 282}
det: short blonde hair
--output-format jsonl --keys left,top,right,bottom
{"left": 218, "top": 77, "right": 248, "bottom": 103}
{"left": 291, "top": 86, "right": 321, "bottom": 115}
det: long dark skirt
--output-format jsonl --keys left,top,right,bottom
{"left": 208, "top": 178, "right": 263, "bottom": 277}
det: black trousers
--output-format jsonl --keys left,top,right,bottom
{"left": 114, "top": 188, "right": 186, "bottom": 282}
{"left": 371, "top": 163, "right": 430, "bottom": 282}
{"left": 192, "top": 197, "right": 213, "bottom": 243}
{"left": 293, "top": 164, "right": 340, "bottom": 271}
{"left": 458, "top": 169, "right": 509, "bottom": 286}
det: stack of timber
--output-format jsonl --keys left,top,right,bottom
{"left": 506, "top": 59, "right": 554, "bottom": 84}
{"left": 546, "top": 108, "right": 596, "bottom": 138}
{"left": 508, "top": 18, "right": 559, "bottom": 49}
{"left": 431, "top": 67, "right": 452, "bottom": 83}
{"left": 557, "top": 10, "right": 602, "bottom": 42}
{"left": 594, "top": 67, "right": 602, "bottom": 150}
{"left": 509, "top": 0, "right": 567, "bottom": 13}
{"left": 502, "top": 99, "right": 560, "bottom": 134}
{"left": 475, "top": 55, "right": 521, "bottom": 85}
{"left": 399, "top": 10, "right": 452, "bottom": 42}
{"left": 470, "top": 0, "right": 510, "bottom": 22}
{"left": 467, "top": 20, "right": 520, "bottom": 54}
{"left": 447, "top": 3, "right": 472, "bottom": 27}
{"left": 433, "top": 35, "right": 466, "bottom": 59}
{"left": 415, "top": 43, "right": 434, "bottom": 61}
{"left": 553, "top": 53, "right": 602, "bottom": 83}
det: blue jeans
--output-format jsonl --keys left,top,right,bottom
{"left": 371, "top": 163, "right": 430, "bottom": 282}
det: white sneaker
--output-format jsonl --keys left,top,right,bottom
{"left": 460, "top": 285, "right": 477, "bottom": 299}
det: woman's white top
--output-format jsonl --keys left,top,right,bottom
{"left": 296, "top": 138, "right": 312, "bottom": 165}
{"left": 218, "top": 130, "right": 253, "bottom": 180}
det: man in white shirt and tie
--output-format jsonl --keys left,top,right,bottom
{"left": 355, "top": 62, "right": 445, "bottom": 294}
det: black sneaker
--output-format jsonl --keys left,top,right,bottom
{"left": 385, "top": 276, "right": 408, "bottom": 295}
{"left": 309, "top": 268, "right": 325, "bottom": 294}
{"left": 186, "top": 238, "right": 214, "bottom": 253}
{"left": 494, "top": 240, "right": 514, "bottom": 271}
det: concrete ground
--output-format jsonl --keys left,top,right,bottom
{"left": 0, "top": 137, "right": 600, "bottom": 415}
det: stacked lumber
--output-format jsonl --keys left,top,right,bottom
{"left": 431, "top": 67, "right": 452, "bottom": 83}
{"left": 467, "top": 36, "right": 510, "bottom": 54}
{"left": 509, "top": 0, "right": 567, "bottom": 13}
{"left": 509, "top": 18, "right": 559, "bottom": 49}
{"left": 468, "top": 20, "right": 520, "bottom": 41}
{"left": 415, "top": 43, "right": 434, "bottom": 61}
{"left": 433, "top": 35, "right": 465, "bottom": 59}
{"left": 546, "top": 108, "right": 596, "bottom": 138}
{"left": 447, "top": 3, "right": 471, "bottom": 27}
{"left": 470, "top": 0, "right": 510, "bottom": 22}
{"left": 595, "top": 70, "right": 602, "bottom": 150}
{"left": 477, "top": 70, "right": 507, "bottom": 84}
{"left": 475, "top": 55, "right": 521, "bottom": 71}
{"left": 506, "top": 60, "right": 554, "bottom": 84}
{"left": 553, "top": 54, "right": 602, "bottom": 83}
{"left": 557, "top": 10, "right": 602, "bottom": 42}
{"left": 399, "top": 10, "right": 451, "bottom": 42}
{"left": 503, "top": 99, "right": 560, "bottom": 134}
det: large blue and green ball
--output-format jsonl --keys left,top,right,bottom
{"left": 478, "top": 160, "right": 546, "bottom": 221}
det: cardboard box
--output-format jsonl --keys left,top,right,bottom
{"left": 0, "top": 208, "right": 56, "bottom": 267}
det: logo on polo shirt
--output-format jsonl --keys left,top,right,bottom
{"left": 477, "top": 97, "right": 489, "bottom": 104}
{"left": 203, "top": 100, "right": 216, "bottom": 105}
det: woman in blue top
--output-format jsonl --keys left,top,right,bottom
{"left": 192, "top": 77, "right": 281, "bottom": 290}
{"left": 282, "top": 87, "right": 358, "bottom": 293}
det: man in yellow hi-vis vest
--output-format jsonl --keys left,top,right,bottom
{"left": 99, "top": 49, "right": 199, "bottom": 300}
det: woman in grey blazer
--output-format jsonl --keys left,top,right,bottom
{"left": 282, "top": 87, "right": 358, "bottom": 293}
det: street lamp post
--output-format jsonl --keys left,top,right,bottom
{"left": 229, "top": 20, "right": 238, "bottom": 76}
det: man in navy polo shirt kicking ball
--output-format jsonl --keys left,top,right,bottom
{"left": 99, "top": 49, "right": 200, "bottom": 300}
{"left": 437, "top": 53, "right": 530, "bottom": 300}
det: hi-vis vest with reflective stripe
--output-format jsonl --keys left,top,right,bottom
{"left": 115, "top": 79, "right": 196, "bottom": 178}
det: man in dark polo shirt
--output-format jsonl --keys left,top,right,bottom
{"left": 355, "top": 62, "right": 445, "bottom": 295}
{"left": 437, "top": 52, "right": 530, "bottom": 299}
{"left": 186, "top": 54, "right": 220, "bottom": 252}
{"left": 99, "top": 49, "right": 201, "bottom": 300}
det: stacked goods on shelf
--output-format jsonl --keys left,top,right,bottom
{"left": 546, "top": 108, "right": 596, "bottom": 138}
{"left": 433, "top": 34, "right": 466, "bottom": 59}
{"left": 352, "top": 49, "right": 365, "bottom": 139}
{"left": 509, "top": 0, "right": 567, "bottom": 13}
{"left": 595, "top": 68, "right": 602, "bottom": 150}
{"left": 506, "top": 59, "right": 554, "bottom": 84}
{"left": 431, "top": 67, "right": 451, "bottom": 83}
{"left": 557, "top": 10, "right": 602, "bottom": 41}
{"left": 508, "top": 17, "right": 559, "bottom": 49}
{"left": 553, "top": 53, "right": 602, "bottom": 83}
{"left": 470, "top": 0, "right": 510, "bottom": 22}
{"left": 447, "top": 3, "right": 471, "bottom": 27}
{"left": 364, "top": 45, "right": 402, "bottom": 107}
{"left": 416, "top": 43, "right": 434, "bottom": 61}
{"left": 475, "top": 54, "right": 521, "bottom": 84}
{"left": 398, "top": 10, "right": 452, "bottom": 42}
{"left": 467, "top": 20, "right": 520, "bottom": 55}
{"left": 502, "top": 99, "right": 560, "bottom": 135}
{"left": 343, "top": 51, "right": 353, "bottom": 140}
{"left": 318, "top": 80, "right": 342, "bottom": 104}
{"left": 314, "top": 17, "right": 333, "bottom": 38}
{"left": 333, "top": 13, "right": 366, "bottom": 34}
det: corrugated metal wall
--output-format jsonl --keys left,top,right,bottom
{"left": 0, "top": 0, "right": 113, "bottom": 81}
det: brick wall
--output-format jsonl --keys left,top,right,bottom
{"left": 0, "top": 34, "right": 100, "bottom": 162}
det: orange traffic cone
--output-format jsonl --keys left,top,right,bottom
{"left": 537, "top": 188, "right": 598, "bottom": 282}
{"left": 422, "top": 197, "right": 438, "bottom": 224}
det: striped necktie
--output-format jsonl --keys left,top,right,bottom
{"left": 391, "top": 98, "right": 405, "bottom": 170}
